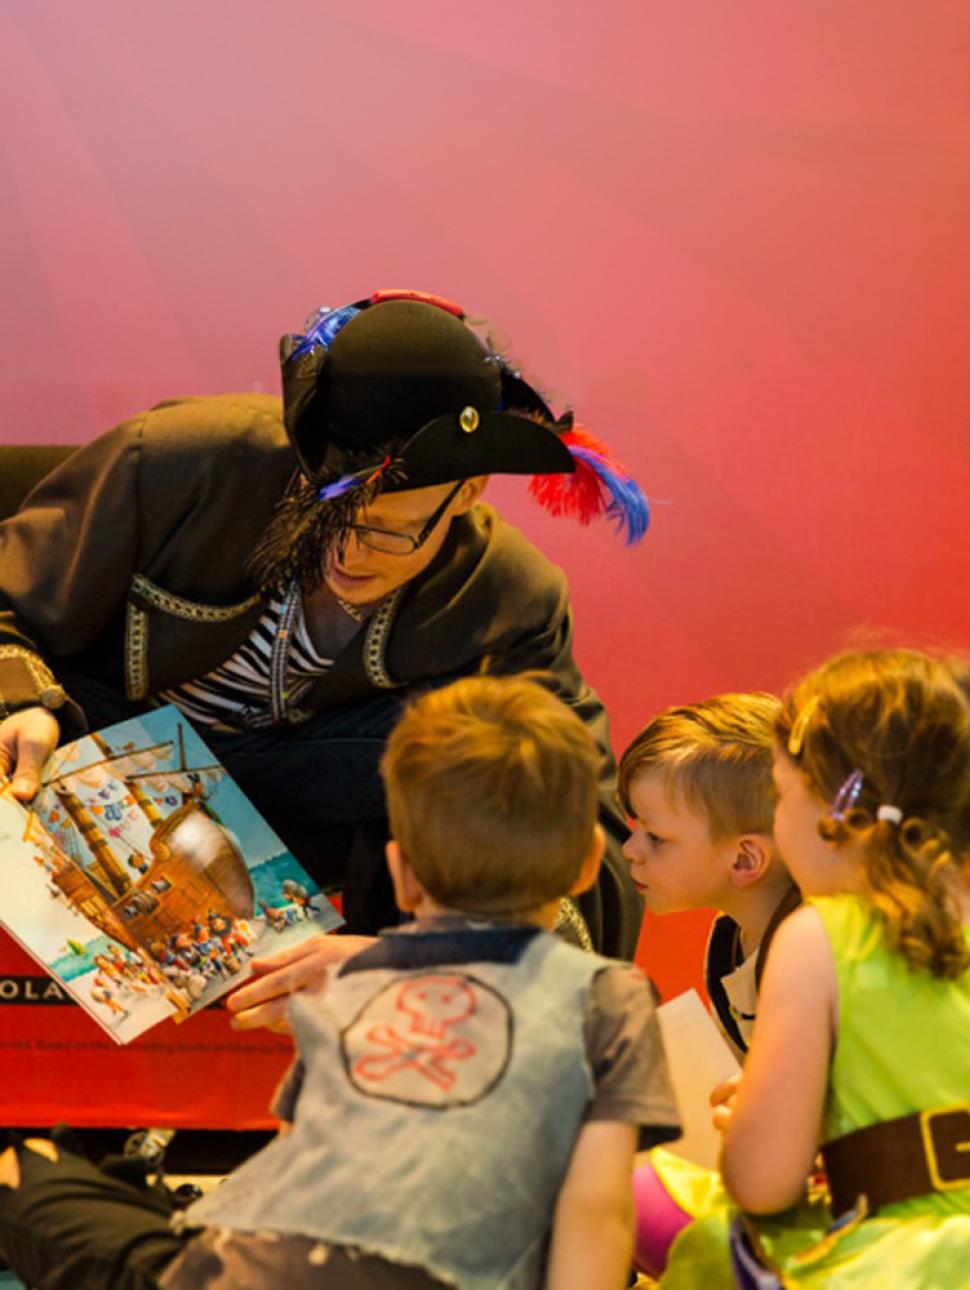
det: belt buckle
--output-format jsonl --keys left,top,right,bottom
{"left": 919, "top": 1104, "right": 970, "bottom": 1191}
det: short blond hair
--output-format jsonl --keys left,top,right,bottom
{"left": 380, "top": 675, "right": 600, "bottom": 915}
{"left": 618, "top": 692, "right": 780, "bottom": 840}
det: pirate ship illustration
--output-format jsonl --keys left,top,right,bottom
{"left": 28, "top": 724, "right": 255, "bottom": 958}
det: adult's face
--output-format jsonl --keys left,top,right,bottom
{"left": 322, "top": 477, "right": 487, "bottom": 608}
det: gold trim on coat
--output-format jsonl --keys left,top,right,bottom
{"left": 554, "top": 897, "right": 594, "bottom": 952}
{"left": 130, "top": 573, "right": 261, "bottom": 623}
{"left": 125, "top": 602, "right": 149, "bottom": 700}
{"left": 0, "top": 645, "right": 67, "bottom": 714}
{"left": 362, "top": 588, "right": 405, "bottom": 690}
{"left": 124, "top": 575, "right": 262, "bottom": 700}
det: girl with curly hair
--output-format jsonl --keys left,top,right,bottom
{"left": 719, "top": 648, "right": 970, "bottom": 1285}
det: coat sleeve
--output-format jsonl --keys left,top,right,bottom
{"left": 0, "top": 419, "right": 146, "bottom": 732}
{"left": 488, "top": 585, "right": 644, "bottom": 962}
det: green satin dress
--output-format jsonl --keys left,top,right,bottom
{"left": 656, "top": 895, "right": 970, "bottom": 1287}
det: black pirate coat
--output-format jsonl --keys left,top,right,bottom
{"left": 0, "top": 394, "right": 641, "bottom": 957}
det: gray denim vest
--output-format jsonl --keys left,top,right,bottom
{"left": 187, "top": 922, "right": 610, "bottom": 1288}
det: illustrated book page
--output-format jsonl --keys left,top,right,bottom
{"left": 0, "top": 704, "right": 343, "bottom": 1044}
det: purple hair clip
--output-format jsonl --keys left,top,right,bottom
{"left": 830, "top": 769, "right": 865, "bottom": 820}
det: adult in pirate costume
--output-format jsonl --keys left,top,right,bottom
{"left": 0, "top": 290, "right": 649, "bottom": 986}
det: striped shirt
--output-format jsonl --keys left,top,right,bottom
{"left": 156, "top": 586, "right": 363, "bottom": 731}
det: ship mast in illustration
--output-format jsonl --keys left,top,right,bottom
{"left": 26, "top": 724, "right": 255, "bottom": 956}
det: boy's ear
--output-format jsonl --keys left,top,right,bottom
{"left": 728, "top": 833, "right": 774, "bottom": 891}
{"left": 567, "top": 824, "right": 606, "bottom": 898}
{"left": 385, "top": 840, "right": 425, "bottom": 913}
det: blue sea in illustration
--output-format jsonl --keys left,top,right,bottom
{"left": 251, "top": 849, "right": 322, "bottom": 904}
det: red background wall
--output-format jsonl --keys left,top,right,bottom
{"left": 2, "top": 1, "right": 969, "bottom": 1123}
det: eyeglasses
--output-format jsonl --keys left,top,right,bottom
{"left": 341, "top": 480, "right": 465, "bottom": 556}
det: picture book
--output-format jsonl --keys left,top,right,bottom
{"left": 0, "top": 705, "right": 343, "bottom": 1044}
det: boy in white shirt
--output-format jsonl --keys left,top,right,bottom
{"left": 618, "top": 692, "right": 798, "bottom": 1058}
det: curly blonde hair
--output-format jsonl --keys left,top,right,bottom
{"left": 777, "top": 649, "right": 970, "bottom": 979}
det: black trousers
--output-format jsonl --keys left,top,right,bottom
{"left": 0, "top": 1143, "right": 183, "bottom": 1290}
{"left": 0, "top": 1144, "right": 449, "bottom": 1289}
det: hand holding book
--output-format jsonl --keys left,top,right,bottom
{"left": 0, "top": 705, "right": 342, "bottom": 1044}
{"left": 0, "top": 705, "right": 60, "bottom": 800}
{"left": 226, "top": 932, "right": 378, "bottom": 1031}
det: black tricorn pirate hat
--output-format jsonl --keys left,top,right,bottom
{"left": 262, "top": 289, "right": 648, "bottom": 595}
{"left": 279, "top": 290, "right": 577, "bottom": 492}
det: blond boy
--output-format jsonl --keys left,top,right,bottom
{"left": 618, "top": 693, "right": 798, "bottom": 1056}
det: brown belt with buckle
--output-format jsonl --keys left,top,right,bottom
{"left": 821, "top": 1103, "right": 970, "bottom": 1216}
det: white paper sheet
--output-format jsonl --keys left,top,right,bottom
{"left": 656, "top": 987, "right": 741, "bottom": 1168}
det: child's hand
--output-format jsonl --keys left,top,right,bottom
{"left": 710, "top": 1073, "right": 742, "bottom": 1133}
{"left": 226, "top": 933, "right": 376, "bottom": 1031}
